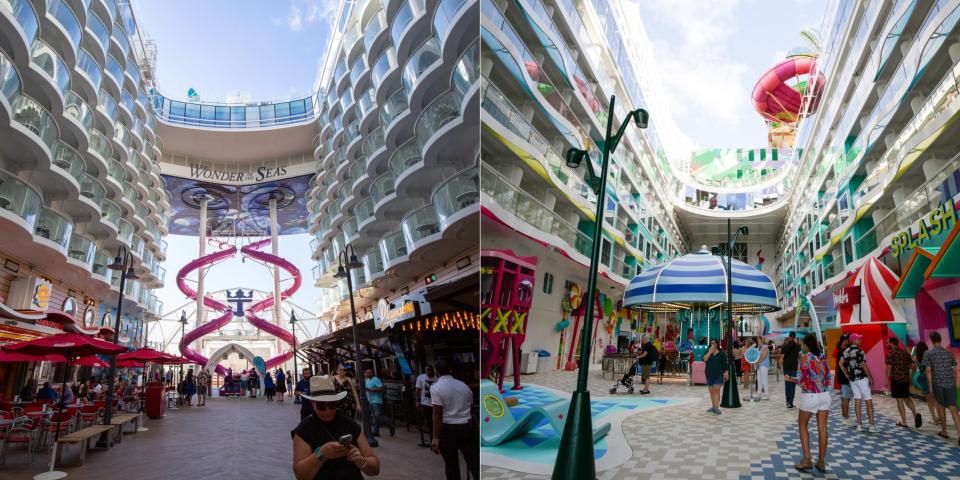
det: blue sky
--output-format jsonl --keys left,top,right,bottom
{"left": 136, "top": 0, "right": 336, "bottom": 345}
{"left": 626, "top": 0, "right": 827, "bottom": 151}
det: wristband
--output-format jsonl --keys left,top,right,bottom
{"left": 313, "top": 446, "right": 325, "bottom": 461}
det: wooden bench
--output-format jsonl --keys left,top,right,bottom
{"left": 53, "top": 425, "right": 115, "bottom": 466}
{"left": 109, "top": 413, "right": 140, "bottom": 443}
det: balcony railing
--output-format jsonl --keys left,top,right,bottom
{"left": 152, "top": 93, "right": 316, "bottom": 128}
{"left": 30, "top": 41, "right": 70, "bottom": 96}
{"left": 432, "top": 167, "right": 478, "bottom": 229}
{"left": 34, "top": 207, "right": 72, "bottom": 249}
{"left": 401, "top": 204, "right": 440, "bottom": 247}
{"left": 64, "top": 91, "right": 93, "bottom": 132}
{"left": 402, "top": 38, "right": 441, "bottom": 97}
{"left": 12, "top": 94, "right": 58, "bottom": 148}
{"left": 50, "top": 141, "right": 85, "bottom": 184}
{"left": 92, "top": 250, "right": 113, "bottom": 282}
{"left": 1, "top": 0, "right": 39, "bottom": 46}
{"left": 379, "top": 231, "right": 408, "bottom": 263}
{"left": 0, "top": 170, "right": 42, "bottom": 228}
{"left": 67, "top": 232, "right": 95, "bottom": 268}
{"left": 47, "top": 0, "right": 81, "bottom": 49}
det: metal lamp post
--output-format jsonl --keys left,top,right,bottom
{"left": 178, "top": 311, "right": 187, "bottom": 400}
{"left": 333, "top": 243, "right": 378, "bottom": 447}
{"left": 720, "top": 219, "right": 749, "bottom": 408}
{"left": 552, "top": 95, "right": 647, "bottom": 480}
{"left": 289, "top": 311, "right": 299, "bottom": 400}
{"left": 101, "top": 246, "right": 138, "bottom": 433}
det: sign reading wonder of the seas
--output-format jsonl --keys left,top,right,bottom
{"left": 188, "top": 164, "right": 287, "bottom": 183}
{"left": 889, "top": 198, "right": 957, "bottom": 257}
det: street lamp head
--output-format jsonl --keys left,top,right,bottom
{"left": 633, "top": 109, "right": 649, "bottom": 129}
{"left": 179, "top": 311, "right": 188, "bottom": 325}
{"left": 125, "top": 266, "right": 139, "bottom": 280}
{"left": 333, "top": 265, "right": 348, "bottom": 279}
{"left": 565, "top": 148, "right": 588, "bottom": 169}
{"left": 289, "top": 311, "right": 298, "bottom": 325}
{"left": 107, "top": 255, "right": 125, "bottom": 271}
{"left": 346, "top": 253, "right": 364, "bottom": 270}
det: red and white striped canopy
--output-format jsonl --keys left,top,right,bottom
{"left": 838, "top": 258, "right": 906, "bottom": 324}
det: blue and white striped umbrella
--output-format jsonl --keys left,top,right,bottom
{"left": 624, "top": 246, "right": 780, "bottom": 312}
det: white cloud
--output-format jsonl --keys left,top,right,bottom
{"left": 276, "top": 0, "right": 337, "bottom": 33}
{"left": 623, "top": 0, "right": 751, "bottom": 150}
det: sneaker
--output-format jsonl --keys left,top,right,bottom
{"left": 762, "top": 394, "right": 770, "bottom": 401}
{"left": 713, "top": 409, "right": 722, "bottom": 415}
{"left": 866, "top": 424, "right": 877, "bottom": 433}
{"left": 787, "top": 404, "right": 795, "bottom": 409}
{"left": 707, "top": 407, "right": 716, "bottom": 413}
{"left": 855, "top": 424, "right": 864, "bottom": 432}
{"left": 841, "top": 417, "right": 854, "bottom": 427}
{"left": 639, "top": 390, "right": 651, "bottom": 395}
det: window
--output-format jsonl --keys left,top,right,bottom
{"left": 947, "top": 301, "right": 960, "bottom": 348}
{"left": 601, "top": 238, "right": 612, "bottom": 267}
{"left": 542, "top": 272, "right": 553, "bottom": 294}
{"left": 83, "top": 307, "right": 95, "bottom": 328}
{"left": 102, "top": 312, "right": 112, "bottom": 327}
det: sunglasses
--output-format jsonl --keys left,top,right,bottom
{"left": 314, "top": 401, "right": 340, "bottom": 411}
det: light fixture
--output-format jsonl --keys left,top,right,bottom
{"left": 179, "top": 311, "right": 188, "bottom": 325}
{"left": 125, "top": 267, "right": 139, "bottom": 280}
{"left": 333, "top": 266, "right": 348, "bottom": 279}
{"left": 107, "top": 255, "right": 125, "bottom": 270}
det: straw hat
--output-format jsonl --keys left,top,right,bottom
{"left": 300, "top": 375, "right": 347, "bottom": 402}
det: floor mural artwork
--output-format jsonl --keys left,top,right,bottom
{"left": 480, "top": 383, "right": 693, "bottom": 475}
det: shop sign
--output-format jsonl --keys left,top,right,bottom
{"left": 32, "top": 281, "right": 51, "bottom": 311}
{"left": 188, "top": 164, "right": 288, "bottom": 183}
{"left": 35, "top": 319, "right": 63, "bottom": 331}
{"left": 381, "top": 302, "right": 417, "bottom": 330}
{"left": 890, "top": 198, "right": 957, "bottom": 257}
{"left": 833, "top": 286, "right": 861, "bottom": 307}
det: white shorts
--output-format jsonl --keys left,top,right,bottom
{"left": 849, "top": 377, "right": 872, "bottom": 400}
{"left": 797, "top": 392, "right": 831, "bottom": 412}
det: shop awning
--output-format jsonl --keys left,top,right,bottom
{"left": 839, "top": 257, "right": 906, "bottom": 324}
{"left": 893, "top": 247, "right": 939, "bottom": 299}
{"left": 0, "top": 303, "right": 45, "bottom": 321}
{"left": 929, "top": 223, "right": 960, "bottom": 278}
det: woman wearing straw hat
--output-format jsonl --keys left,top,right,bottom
{"left": 292, "top": 375, "right": 380, "bottom": 479}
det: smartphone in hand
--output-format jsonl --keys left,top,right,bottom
{"left": 339, "top": 434, "right": 353, "bottom": 448}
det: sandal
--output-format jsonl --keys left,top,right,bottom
{"left": 794, "top": 459, "right": 813, "bottom": 472}
{"left": 815, "top": 459, "right": 826, "bottom": 473}
{"left": 937, "top": 432, "right": 949, "bottom": 439}
{"left": 896, "top": 422, "right": 909, "bottom": 428}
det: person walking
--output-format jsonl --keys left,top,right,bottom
{"left": 364, "top": 369, "right": 386, "bottom": 437}
{"left": 741, "top": 341, "right": 752, "bottom": 391}
{"left": 755, "top": 336, "right": 770, "bottom": 400}
{"left": 913, "top": 342, "right": 941, "bottom": 426}
{"left": 430, "top": 363, "right": 479, "bottom": 480}
{"left": 249, "top": 369, "right": 258, "bottom": 398}
{"left": 786, "top": 333, "right": 832, "bottom": 473}
{"left": 295, "top": 368, "right": 314, "bottom": 421}
{"left": 196, "top": 370, "right": 208, "bottom": 407}
{"left": 618, "top": 334, "right": 657, "bottom": 394}
{"left": 332, "top": 366, "right": 362, "bottom": 420}
{"left": 703, "top": 339, "right": 727, "bottom": 415}
{"left": 732, "top": 340, "right": 743, "bottom": 384}
{"left": 839, "top": 333, "right": 876, "bottom": 432}
{"left": 920, "top": 331, "right": 960, "bottom": 445}
{"left": 885, "top": 337, "right": 920, "bottom": 428}
{"left": 291, "top": 375, "right": 380, "bottom": 479}
{"left": 240, "top": 370, "right": 249, "bottom": 398}
{"left": 287, "top": 370, "right": 294, "bottom": 399}
{"left": 415, "top": 365, "right": 437, "bottom": 437}
{"left": 781, "top": 332, "right": 801, "bottom": 409}
{"left": 184, "top": 369, "right": 197, "bottom": 406}
{"left": 276, "top": 369, "right": 286, "bottom": 402}
{"left": 833, "top": 333, "right": 854, "bottom": 426}
{"left": 264, "top": 371, "right": 276, "bottom": 401}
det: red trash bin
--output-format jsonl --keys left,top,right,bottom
{"left": 145, "top": 381, "right": 165, "bottom": 418}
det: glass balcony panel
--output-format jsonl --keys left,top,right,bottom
{"left": 64, "top": 91, "right": 93, "bottom": 131}
{"left": 433, "top": 168, "right": 478, "bottom": 228}
{"left": 334, "top": 62, "right": 348, "bottom": 82}
{"left": 343, "top": 218, "right": 358, "bottom": 239}
{"left": 371, "top": 48, "right": 397, "bottom": 86}
{"left": 348, "top": 159, "right": 365, "bottom": 183}
{"left": 47, "top": 0, "right": 81, "bottom": 49}
{"left": 131, "top": 234, "right": 144, "bottom": 256}
{"left": 401, "top": 204, "right": 439, "bottom": 246}
{"left": 89, "top": 129, "right": 113, "bottom": 160}
{"left": 111, "top": 22, "right": 130, "bottom": 56}
{"left": 118, "top": 218, "right": 134, "bottom": 244}
{"left": 101, "top": 199, "right": 120, "bottom": 226}
{"left": 123, "top": 183, "right": 137, "bottom": 204}
{"left": 401, "top": 38, "right": 440, "bottom": 96}
{"left": 350, "top": 56, "right": 367, "bottom": 84}
{"left": 358, "top": 88, "right": 376, "bottom": 117}
{"left": 86, "top": 11, "right": 110, "bottom": 51}
{"left": 388, "top": 141, "right": 421, "bottom": 177}
{"left": 120, "top": 90, "right": 135, "bottom": 113}
{"left": 34, "top": 207, "right": 72, "bottom": 248}
{"left": 363, "top": 10, "right": 387, "bottom": 52}
{"left": 0, "top": 50, "right": 20, "bottom": 103}
{"left": 1, "top": 0, "right": 39, "bottom": 45}
{"left": 452, "top": 42, "right": 479, "bottom": 96}
{"left": 391, "top": 1, "right": 416, "bottom": 47}
{"left": 370, "top": 173, "right": 396, "bottom": 203}
{"left": 380, "top": 88, "right": 408, "bottom": 126}
{"left": 354, "top": 198, "right": 374, "bottom": 224}
{"left": 434, "top": 0, "right": 468, "bottom": 42}
{"left": 68, "top": 233, "right": 95, "bottom": 267}
{"left": 0, "top": 170, "right": 42, "bottom": 227}
{"left": 108, "top": 159, "right": 126, "bottom": 183}
{"left": 30, "top": 41, "right": 70, "bottom": 96}
{"left": 80, "top": 174, "right": 106, "bottom": 204}
{"left": 363, "top": 248, "right": 384, "bottom": 278}
{"left": 379, "top": 231, "right": 408, "bottom": 262}
{"left": 98, "top": 89, "right": 119, "bottom": 122}
{"left": 76, "top": 49, "right": 102, "bottom": 89}
{"left": 415, "top": 90, "right": 460, "bottom": 150}
{"left": 125, "top": 60, "right": 140, "bottom": 85}
{"left": 342, "top": 23, "right": 362, "bottom": 55}
{"left": 104, "top": 55, "right": 123, "bottom": 85}
{"left": 12, "top": 94, "right": 58, "bottom": 148}
{"left": 92, "top": 250, "right": 114, "bottom": 282}
{"left": 50, "top": 141, "right": 85, "bottom": 183}
{"left": 362, "top": 127, "right": 385, "bottom": 159}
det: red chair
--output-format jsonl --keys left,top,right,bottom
{"left": 40, "top": 412, "right": 74, "bottom": 450}
{"left": 0, "top": 417, "right": 37, "bottom": 464}
{"left": 78, "top": 405, "right": 101, "bottom": 428}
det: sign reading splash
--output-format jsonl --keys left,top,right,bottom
{"left": 889, "top": 198, "right": 957, "bottom": 257}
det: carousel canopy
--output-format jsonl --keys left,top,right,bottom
{"left": 624, "top": 246, "right": 780, "bottom": 313}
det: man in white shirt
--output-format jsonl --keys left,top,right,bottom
{"left": 429, "top": 363, "right": 478, "bottom": 480}
{"left": 415, "top": 365, "right": 437, "bottom": 437}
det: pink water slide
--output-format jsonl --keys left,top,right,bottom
{"left": 751, "top": 56, "right": 824, "bottom": 124}
{"left": 177, "top": 239, "right": 301, "bottom": 376}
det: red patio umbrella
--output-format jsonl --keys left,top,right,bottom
{"left": 117, "top": 349, "right": 190, "bottom": 429}
{"left": 4, "top": 332, "right": 126, "bottom": 478}
{"left": 73, "top": 356, "right": 110, "bottom": 368}
{"left": 0, "top": 350, "right": 66, "bottom": 363}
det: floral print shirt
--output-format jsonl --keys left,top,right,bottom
{"left": 796, "top": 352, "right": 832, "bottom": 394}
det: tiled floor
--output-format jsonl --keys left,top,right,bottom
{"left": 481, "top": 368, "right": 960, "bottom": 480}
{"left": 0, "top": 394, "right": 450, "bottom": 479}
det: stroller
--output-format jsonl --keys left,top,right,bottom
{"left": 609, "top": 360, "right": 655, "bottom": 394}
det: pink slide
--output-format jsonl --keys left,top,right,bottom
{"left": 176, "top": 238, "right": 302, "bottom": 376}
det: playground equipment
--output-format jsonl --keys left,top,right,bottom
{"left": 479, "top": 380, "right": 610, "bottom": 447}
{"left": 177, "top": 238, "right": 300, "bottom": 376}
{"left": 481, "top": 250, "right": 537, "bottom": 391}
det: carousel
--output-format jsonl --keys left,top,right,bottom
{"left": 621, "top": 247, "right": 781, "bottom": 386}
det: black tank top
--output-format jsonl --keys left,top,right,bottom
{"left": 291, "top": 414, "right": 363, "bottom": 480}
